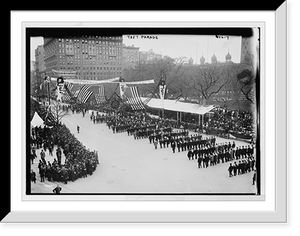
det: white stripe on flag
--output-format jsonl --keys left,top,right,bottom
{"left": 132, "top": 87, "right": 145, "bottom": 110}
{"left": 126, "top": 88, "right": 136, "bottom": 110}
{"left": 77, "top": 85, "right": 93, "bottom": 103}
{"left": 127, "top": 87, "right": 144, "bottom": 110}
{"left": 94, "top": 85, "right": 107, "bottom": 104}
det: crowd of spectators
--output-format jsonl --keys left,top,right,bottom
{"left": 30, "top": 123, "right": 99, "bottom": 185}
{"left": 203, "top": 108, "right": 254, "bottom": 139}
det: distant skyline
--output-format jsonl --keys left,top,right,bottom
{"left": 31, "top": 34, "right": 242, "bottom": 64}
{"left": 123, "top": 34, "right": 242, "bottom": 64}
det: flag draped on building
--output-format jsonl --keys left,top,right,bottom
{"left": 123, "top": 86, "right": 145, "bottom": 110}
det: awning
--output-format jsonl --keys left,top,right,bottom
{"left": 141, "top": 97, "right": 215, "bottom": 115}
{"left": 31, "top": 112, "right": 45, "bottom": 127}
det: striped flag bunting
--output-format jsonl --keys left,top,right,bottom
{"left": 62, "top": 83, "right": 74, "bottom": 102}
{"left": 123, "top": 86, "right": 145, "bottom": 111}
{"left": 142, "top": 96, "right": 152, "bottom": 105}
{"left": 73, "top": 89, "right": 81, "bottom": 98}
{"left": 68, "top": 84, "right": 82, "bottom": 100}
{"left": 94, "top": 94, "right": 107, "bottom": 104}
{"left": 68, "top": 84, "right": 107, "bottom": 104}
{"left": 77, "top": 84, "right": 93, "bottom": 103}
{"left": 94, "top": 85, "right": 107, "bottom": 104}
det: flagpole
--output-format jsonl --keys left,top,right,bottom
{"left": 47, "top": 78, "right": 50, "bottom": 105}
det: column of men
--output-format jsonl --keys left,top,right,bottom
{"left": 90, "top": 111, "right": 106, "bottom": 124}
{"left": 227, "top": 158, "right": 256, "bottom": 178}
{"left": 147, "top": 130, "right": 214, "bottom": 153}
{"left": 133, "top": 126, "right": 173, "bottom": 140}
{"left": 104, "top": 111, "right": 178, "bottom": 136}
{"left": 106, "top": 113, "right": 148, "bottom": 133}
{"left": 190, "top": 143, "right": 255, "bottom": 168}
{"left": 84, "top": 109, "right": 256, "bottom": 177}
{"left": 149, "top": 129, "right": 189, "bottom": 147}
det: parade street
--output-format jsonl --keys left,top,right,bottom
{"left": 31, "top": 112, "right": 256, "bottom": 194}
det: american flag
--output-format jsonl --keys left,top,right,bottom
{"left": 62, "top": 83, "right": 74, "bottom": 102}
{"left": 67, "top": 84, "right": 82, "bottom": 100}
{"left": 123, "top": 86, "right": 145, "bottom": 111}
{"left": 77, "top": 84, "right": 93, "bottom": 103}
{"left": 142, "top": 96, "right": 152, "bottom": 105}
{"left": 73, "top": 89, "right": 81, "bottom": 98}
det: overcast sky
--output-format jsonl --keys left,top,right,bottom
{"left": 31, "top": 34, "right": 242, "bottom": 64}
{"left": 123, "top": 34, "right": 241, "bottom": 64}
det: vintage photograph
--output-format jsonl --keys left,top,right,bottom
{"left": 27, "top": 27, "right": 260, "bottom": 195}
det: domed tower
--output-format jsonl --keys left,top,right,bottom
{"left": 200, "top": 55, "right": 205, "bottom": 65}
{"left": 188, "top": 57, "right": 194, "bottom": 65}
{"left": 225, "top": 51, "right": 232, "bottom": 62}
{"left": 211, "top": 53, "right": 217, "bottom": 64}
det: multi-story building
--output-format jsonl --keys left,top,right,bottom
{"left": 34, "top": 45, "right": 45, "bottom": 86}
{"left": 147, "top": 49, "right": 155, "bottom": 61}
{"left": 154, "top": 53, "right": 162, "bottom": 60}
{"left": 122, "top": 44, "right": 139, "bottom": 69}
{"left": 139, "top": 49, "right": 162, "bottom": 64}
{"left": 139, "top": 51, "right": 148, "bottom": 63}
{"left": 35, "top": 45, "right": 45, "bottom": 72}
{"left": 44, "top": 36, "right": 123, "bottom": 80}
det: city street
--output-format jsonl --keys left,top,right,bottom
{"left": 31, "top": 112, "right": 256, "bottom": 194}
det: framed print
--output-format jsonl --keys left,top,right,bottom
{"left": 4, "top": 2, "right": 287, "bottom": 223}
{"left": 25, "top": 27, "right": 261, "bottom": 198}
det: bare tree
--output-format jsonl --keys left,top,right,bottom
{"left": 191, "top": 64, "right": 231, "bottom": 105}
{"left": 210, "top": 63, "right": 244, "bottom": 109}
{"left": 48, "top": 101, "right": 70, "bottom": 126}
{"left": 123, "top": 57, "right": 186, "bottom": 98}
